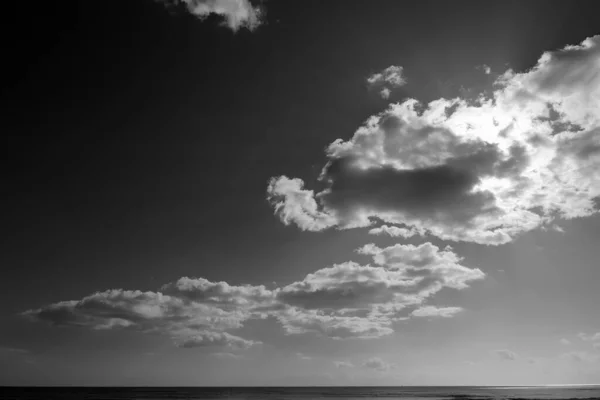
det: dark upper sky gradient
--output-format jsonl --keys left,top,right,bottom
{"left": 2, "top": 0, "right": 600, "bottom": 385}
{"left": 1, "top": 0, "right": 597, "bottom": 306}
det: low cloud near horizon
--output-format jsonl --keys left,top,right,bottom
{"left": 367, "top": 65, "right": 407, "bottom": 99}
{"left": 22, "top": 242, "right": 482, "bottom": 348}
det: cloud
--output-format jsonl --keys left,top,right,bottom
{"left": 278, "top": 261, "right": 425, "bottom": 311}
{"left": 275, "top": 306, "right": 395, "bottom": 340}
{"left": 267, "top": 35, "right": 600, "bottom": 245}
{"left": 410, "top": 305, "right": 463, "bottom": 318}
{"left": 22, "top": 245, "right": 481, "bottom": 342}
{"left": 334, "top": 360, "right": 354, "bottom": 368}
{"left": 273, "top": 243, "right": 481, "bottom": 339}
{"left": 358, "top": 243, "right": 485, "bottom": 290}
{"left": 560, "top": 338, "right": 571, "bottom": 345}
{"left": 161, "top": 277, "right": 275, "bottom": 308}
{"left": 22, "top": 280, "right": 274, "bottom": 350}
{"left": 493, "top": 349, "right": 519, "bottom": 360}
{"left": 0, "top": 346, "right": 29, "bottom": 355}
{"left": 176, "top": 331, "right": 260, "bottom": 349}
{"left": 361, "top": 357, "right": 396, "bottom": 372}
{"left": 296, "top": 352, "right": 312, "bottom": 360}
{"left": 267, "top": 176, "right": 337, "bottom": 231}
{"left": 157, "top": 0, "right": 263, "bottom": 32}
{"left": 561, "top": 351, "right": 599, "bottom": 363}
{"left": 212, "top": 352, "right": 244, "bottom": 359}
{"left": 578, "top": 332, "right": 600, "bottom": 342}
{"left": 368, "top": 225, "right": 424, "bottom": 238}
{"left": 367, "top": 66, "right": 407, "bottom": 98}
{"left": 478, "top": 64, "right": 491, "bottom": 75}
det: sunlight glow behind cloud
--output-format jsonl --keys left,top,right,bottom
{"left": 268, "top": 35, "right": 600, "bottom": 245}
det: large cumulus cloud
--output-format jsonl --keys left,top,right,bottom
{"left": 267, "top": 36, "right": 600, "bottom": 244}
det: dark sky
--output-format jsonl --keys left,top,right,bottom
{"left": 2, "top": 0, "right": 600, "bottom": 386}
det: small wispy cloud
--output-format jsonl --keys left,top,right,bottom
{"left": 0, "top": 346, "right": 34, "bottom": 364}
{"left": 296, "top": 352, "right": 312, "bottom": 360}
{"left": 156, "top": 0, "right": 263, "bottom": 32}
{"left": 333, "top": 360, "right": 354, "bottom": 369}
{"left": 411, "top": 305, "right": 463, "bottom": 318}
{"left": 578, "top": 332, "right": 600, "bottom": 342}
{"left": 477, "top": 64, "right": 492, "bottom": 75}
{"left": 493, "top": 349, "right": 518, "bottom": 361}
{"left": 561, "top": 351, "right": 599, "bottom": 363}
{"left": 367, "top": 65, "right": 407, "bottom": 99}
{"left": 361, "top": 357, "right": 396, "bottom": 372}
{"left": 177, "top": 331, "right": 261, "bottom": 349}
{"left": 0, "top": 346, "right": 29, "bottom": 355}
{"left": 212, "top": 352, "right": 243, "bottom": 359}
{"left": 560, "top": 338, "right": 571, "bottom": 345}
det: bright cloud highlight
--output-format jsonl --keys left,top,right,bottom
{"left": 268, "top": 36, "right": 600, "bottom": 245}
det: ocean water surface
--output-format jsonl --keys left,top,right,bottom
{"left": 2, "top": 386, "right": 600, "bottom": 400}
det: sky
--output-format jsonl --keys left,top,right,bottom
{"left": 1, "top": 0, "right": 600, "bottom": 386}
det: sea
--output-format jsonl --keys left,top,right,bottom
{"left": 2, "top": 386, "right": 600, "bottom": 400}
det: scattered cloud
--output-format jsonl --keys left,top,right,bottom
{"left": 274, "top": 243, "right": 482, "bottom": 339}
{"left": 478, "top": 64, "right": 492, "bottom": 75}
{"left": 296, "top": 352, "right": 312, "bottom": 360}
{"left": 0, "top": 346, "right": 29, "bottom": 355}
{"left": 334, "top": 360, "right": 354, "bottom": 368}
{"left": 157, "top": 0, "right": 263, "bottom": 32}
{"left": 267, "top": 176, "right": 337, "bottom": 232}
{"left": 0, "top": 346, "right": 35, "bottom": 365}
{"left": 275, "top": 305, "right": 395, "bottom": 340}
{"left": 578, "top": 332, "right": 600, "bottom": 342}
{"left": 560, "top": 338, "right": 571, "bottom": 345}
{"left": 23, "top": 243, "right": 479, "bottom": 343}
{"left": 493, "top": 349, "right": 519, "bottom": 360}
{"left": 410, "top": 305, "right": 463, "bottom": 318}
{"left": 369, "top": 225, "right": 424, "bottom": 238}
{"left": 367, "top": 66, "right": 407, "bottom": 99}
{"left": 361, "top": 357, "right": 396, "bottom": 372}
{"left": 379, "top": 87, "right": 392, "bottom": 99}
{"left": 176, "top": 331, "right": 260, "bottom": 349}
{"left": 267, "top": 35, "right": 600, "bottom": 245}
{"left": 22, "top": 282, "right": 273, "bottom": 350}
{"left": 212, "top": 352, "right": 244, "bottom": 359}
{"left": 561, "top": 351, "right": 599, "bottom": 363}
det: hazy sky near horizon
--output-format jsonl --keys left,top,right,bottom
{"left": 2, "top": 0, "right": 600, "bottom": 386}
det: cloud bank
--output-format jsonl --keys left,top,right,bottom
{"left": 157, "top": 0, "right": 263, "bottom": 31}
{"left": 268, "top": 35, "right": 600, "bottom": 245}
{"left": 22, "top": 244, "right": 481, "bottom": 344}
